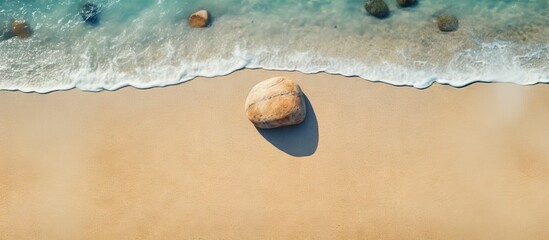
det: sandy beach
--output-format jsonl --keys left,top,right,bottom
{"left": 1, "top": 69, "right": 549, "bottom": 239}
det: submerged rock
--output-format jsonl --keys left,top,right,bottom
{"left": 11, "top": 19, "right": 31, "bottom": 38}
{"left": 364, "top": 0, "right": 390, "bottom": 19}
{"left": 80, "top": 3, "right": 100, "bottom": 24}
{"left": 437, "top": 14, "right": 459, "bottom": 32}
{"left": 188, "top": 10, "right": 209, "bottom": 28}
{"left": 245, "top": 77, "right": 306, "bottom": 129}
{"left": 396, "top": 0, "right": 417, "bottom": 7}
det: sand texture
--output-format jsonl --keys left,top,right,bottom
{"left": 1, "top": 70, "right": 549, "bottom": 239}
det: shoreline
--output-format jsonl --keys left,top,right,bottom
{"left": 1, "top": 69, "right": 549, "bottom": 239}
{"left": 2, "top": 68, "right": 549, "bottom": 94}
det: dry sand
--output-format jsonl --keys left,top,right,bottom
{"left": 1, "top": 69, "right": 549, "bottom": 239}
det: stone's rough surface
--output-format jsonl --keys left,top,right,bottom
{"left": 245, "top": 77, "right": 307, "bottom": 129}
{"left": 80, "top": 3, "right": 100, "bottom": 24}
{"left": 396, "top": 0, "right": 417, "bottom": 7}
{"left": 437, "top": 14, "right": 459, "bottom": 32}
{"left": 11, "top": 20, "right": 31, "bottom": 38}
{"left": 364, "top": 0, "right": 390, "bottom": 19}
{"left": 189, "top": 10, "right": 209, "bottom": 28}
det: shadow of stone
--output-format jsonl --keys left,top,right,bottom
{"left": 84, "top": 16, "right": 100, "bottom": 26}
{"left": 398, "top": 0, "right": 419, "bottom": 8}
{"left": 257, "top": 95, "right": 319, "bottom": 157}
{"left": 1, "top": 17, "right": 13, "bottom": 41}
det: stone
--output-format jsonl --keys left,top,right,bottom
{"left": 396, "top": 0, "right": 417, "bottom": 7}
{"left": 188, "top": 10, "right": 209, "bottom": 28}
{"left": 364, "top": 0, "right": 390, "bottom": 19}
{"left": 245, "top": 77, "right": 307, "bottom": 129}
{"left": 11, "top": 20, "right": 31, "bottom": 38}
{"left": 437, "top": 14, "right": 459, "bottom": 32}
{"left": 80, "top": 3, "right": 100, "bottom": 24}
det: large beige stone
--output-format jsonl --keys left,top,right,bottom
{"left": 12, "top": 19, "right": 31, "bottom": 38}
{"left": 188, "top": 10, "right": 209, "bottom": 28}
{"left": 245, "top": 77, "right": 306, "bottom": 129}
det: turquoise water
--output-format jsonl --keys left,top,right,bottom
{"left": 0, "top": 0, "right": 548, "bottom": 92}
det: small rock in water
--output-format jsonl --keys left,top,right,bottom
{"left": 364, "top": 0, "right": 390, "bottom": 19}
{"left": 437, "top": 14, "right": 459, "bottom": 32}
{"left": 396, "top": 0, "right": 417, "bottom": 7}
{"left": 245, "top": 77, "right": 307, "bottom": 129}
{"left": 11, "top": 19, "right": 31, "bottom": 38}
{"left": 80, "top": 3, "right": 100, "bottom": 24}
{"left": 189, "top": 10, "right": 209, "bottom": 28}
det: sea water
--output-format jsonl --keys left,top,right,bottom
{"left": 0, "top": 0, "right": 548, "bottom": 92}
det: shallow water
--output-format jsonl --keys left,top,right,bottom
{"left": 0, "top": 0, "right": 548, "bottom": 92}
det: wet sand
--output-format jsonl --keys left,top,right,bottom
{"left": 1, "top": 69, "right": 549, "bottom": 239}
